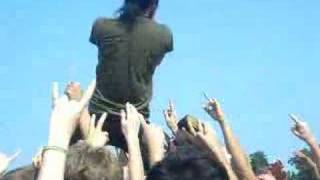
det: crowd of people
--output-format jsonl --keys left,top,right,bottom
{"left": 1, "top": 0, "right": 319, "bottom": 179}
{"left": 0, "top": 81, "right": 319, "bottom": 180}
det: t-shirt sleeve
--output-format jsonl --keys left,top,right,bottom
{"left": 89, "top": 18, "right": 104, "bottom": 45}
{"left": 162, "top": 25, "right": 174, "bottom": 53}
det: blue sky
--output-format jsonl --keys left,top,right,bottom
{"left": 1, "top": 0, "right": 320, "bottom": 169}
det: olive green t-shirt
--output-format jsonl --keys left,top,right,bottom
{"left": 88, "top": 16, "right": 173, "bottom": 118}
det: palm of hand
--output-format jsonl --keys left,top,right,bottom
{"left": 164, "top": 101, "right": 179, "bottom": 132}
{"left": 50, "top": 81, "right": 95, "bottom": 139}
{"left": 121, "top": 103, "right": 142, "bottom": 139}
{"left": 204, "top": 99, "right": 224, "bottom": 122}
{"left": 293, "top": 122, "right": 312, "bottom": 140}
{"left": 86, "top": 113, "right": 109, "bottom": 148}
{"left": 50, "top": 98, "right": 83, "bottom": 136}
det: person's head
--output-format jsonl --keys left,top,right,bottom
{"left": 118, "top": 0, "right": 159, "bottom": 22}
{"left": 65, "top": 142, "right": 123, "bottom": 180}
{"left": 177, "top": 115, "right": 201, "bottom": 132}
{"left": 146, "top": 145, "right": 229, "bottom": 180}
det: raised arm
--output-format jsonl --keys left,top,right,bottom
{"left": 37, "top": 81, "right": 95, "bottom": 180}
{"left": 140, "top": 117, "right": 166, "bottom": 168}
{"left": 290, "top": 114, "right": 320, "bottom": 174}
{"left": 121, "top": 103, "right": 145, "bottom": 180}
{"left": 187, "top": 120, "right": 238, "bottom": 180}
{"left": 294, "top": 151, "right": 320, "bottom": 179}
{"left": 203, "top": 98, "right": 256, "bottom": 180}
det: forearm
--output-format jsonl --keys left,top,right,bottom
{"left": 306, "top": 137, "right": 320, "bottom": 172}
{"left": 127, "top": 137, "right": 145, "bottom": 180}
{"left": 38, "top": 133, "right": 70, "bottom": 180}
{"left": 147, "top": 141, "right": 165, "bottom": 168}
{"left": 225, "top": 165, "right": 239, "bottom": 180}
{"left": 220, "top": 121, "right": 256, "bottom": 180}
{"left": 305, "top": 158, "right": 320, "bottom": 179}
{"left": 37, "top": 151, "right": 67, "bottom": 180}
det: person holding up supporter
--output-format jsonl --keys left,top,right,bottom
{"left": 120, "top": 103, "right": 145, "bottom": 180}
{"left": 203, "top": 97, "right": 257, "bottom": 180}
{"left": 87, "top": 0, "right": 174, "bottom": 150}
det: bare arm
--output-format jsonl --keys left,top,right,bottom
{"left": 204, "top": 98, "right": 256, "bottom": 180}
{"left": 121, "top": 103, "right": 145, "bottom": 180}
{"left": 38, "top": 81, "right": 95, "bottom": 180}
{"left": 295, "top": 151, "right": 320, "bottom": 179}
{"left": 290, "top": 114, "right": 320, "bottom": 174}
{"left": 140, "top": 118, "right": 166, "bottom": 168}
{"left": 187, "top": 120, "right": 238, "bottom": 180}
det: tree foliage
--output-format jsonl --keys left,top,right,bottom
{"left": 250, "top": 151, "right": 269, "bottom": 174}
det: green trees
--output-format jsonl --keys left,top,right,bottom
{"left": 250, "top": 151, "right": 269, "bottom": 174}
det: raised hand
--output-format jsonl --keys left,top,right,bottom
{"left": 86, "top": 113, "right": 109, "bottom": 148}
{"left": 203, "top": 97, "right": 225, "bottom": 123}
{"left": 187, "top": 120, "right": 226, "bottom": 159}
{"left": 120, "top": 103, "right": 145, "bottom": 180}
{"left": 163, "top": 100, "right": 178, "bottom": 134}
{"left": 49, "top": 80, "right": 96, "bottom": 147}
{"left": 140, "top": 116, "right": 166, "bottom": 166}
{"left": 64, "top": 81, "right": 83, "bottom": 101}
{"left": 295, "top": 151, "right": 308, "bottom": 159}
{"left": 121, "top": 103, "right": 142, "bottom": 140}
{"left": 0, "top": 150, "right": 20, "bottom": 175}
{"left": 290, "top": 114, "right": 314, "bottom": 142}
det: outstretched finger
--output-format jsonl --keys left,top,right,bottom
{"left": 89, "top": 114, "right": 96, "bottom": 134}
{"left": 97, "top": 112, "right": 107, "bottom": 131}
{"left": 138, "top": 113, "right": 147, "bottom": 126}
{"left": 203, "top": 92, "right": 210, "bottom": 101}
{"left": 52, "top": 82, "right": 59, "bottom": 106}
{"left": 289, "top": 114, "right": 299, "bottom": 124}
{"left": 120, "top": 109, "right": 126, "bottom": 125}
{"left": 169, "top": 100, "right": 175, "bottom": 111}
{"left": 79, "top": 80, "right": 96, "bottom": 110}
{"left": 129, "top": 103, "right": 139, "bottom": 115}
{"left": 163, "top": 110, "right": 169, "bottom": 120}
{"left": 125, "top": 103, "right": 131, "bottom": 117}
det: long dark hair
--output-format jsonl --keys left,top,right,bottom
{"left": 118, "top": 0, "right": 159, "bottom": 23}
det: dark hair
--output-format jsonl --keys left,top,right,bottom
{"left": 146, "top": 145, "right": 229, "bottom": 180}
{"left": 65, "top": 142, "right": 123, "bottom": 180}
{"left": 118, "top": 0, "right": 159, "bottom": 22}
